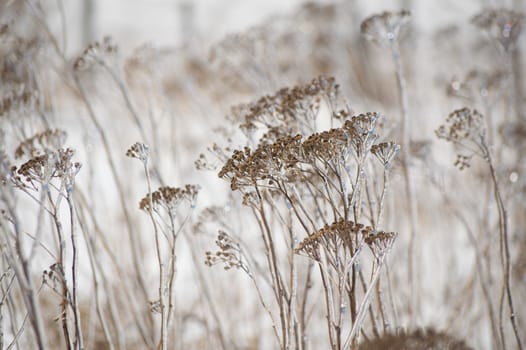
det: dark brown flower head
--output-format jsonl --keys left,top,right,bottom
{"left": 139, "top": 184, "right": 199, "bottom": 214}
{"left": 302, "top": 128, "right": 348, "bottom": 162}
{"left": 126, "top": 142, "right": 149, "bottom": 163}
{"left": 15, "top": 129, "right": 67, "bottom": 159}
{"left": 295, "top": 220, "right": 370, "bottom": 261}
{"left": 363, "top": 230, "right": 397, "bottom": 258}
{"left": 372, "top": 141, "right": 400, "bottom": 168}
{"left": 14, "top": 148, "right": 81, "bottom": 190}
{"left": 219, "top": 134, "right": 303, "bottom": 190}
{"left": 343, "top": 112, "right": 380, "bottom": 158}
{"left": 472, "top": 8, "right": 524, "bottom": 52}
{"left": 361, "top": 10, "right": 411, "bottom": 48}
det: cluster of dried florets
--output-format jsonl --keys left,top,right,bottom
{"left": 11, "top": 148, "right": 81, "bottom": 190}
{"left": 74, "top": 36, "right": 118, "bottom": 71}
{"left": 436, "top": 108, "right": 488, "bottom": 168}
{"left": 472, "top": 8, "right": 524, "bottom": 52}
{"left": 372, "top": 141, "right": 400, "bottom": 168}
{"left": 15, "top": 129, "right": 67, "bottom": 159}
{"left": 295, "top": 220, "right": 369, "bottom": 261}
{"left": 205, "top": 230, "right": 245, "bottom": 271}
{"left": 360, "top": 10, "right": 411, "bottom": 48}
{"left": 219, "top": 111, "right": 391, "bottom": 191}
{"left": 126, "top": 142, "right": 150, "bottom": 163}
{"left": 139, "top": 185, "right": 199, "bottom": 214}
{"left": 218, "top": 134, "right": 303, "bottom": 190}
{"left": 363, "top": 230, "right": 397, "bottom": 258}
{"left": 234, "top": 76, "right": 341, "bottom": 136}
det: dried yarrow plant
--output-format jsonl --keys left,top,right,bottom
{"left": 201, "top": 77, "right": 401, "bottom": 349}
{"left": 127, "top": 142, "right": 198, "bottom": 350}
{"left": 2, "top": 129, "right": 83, "bottom": 349}
{"left": 436, "top": 108, "right": 523, "bottom": 350}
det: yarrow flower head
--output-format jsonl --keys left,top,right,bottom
{"left": 472, "top": 8, "right": 524, "bottom": 52}
{"left": 361, "top": 10, "right": 411, "bottom": 48}
{"left": 436, "top": 108, "right": 488, "bottom": 170}
{"left": 126, "top": 142, "right": 150, "bottom": 163}
{"left": 139, "top": 185, "right": 199, "bottom": 215}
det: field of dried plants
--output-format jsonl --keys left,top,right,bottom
{"left": 0, "top": 1, "right": 525, "bottom": 349}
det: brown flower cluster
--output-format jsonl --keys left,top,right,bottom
{"left": 472, "top": 8, "right": 524, "bottom": 52}
{"left": 13, "top": 148, "right": 81, "bottom": 190}
{"left": 436, "top": 108, "right": 486, "bottom": 145}
{"left": 295, "top": 220, "right": 371, "bottom": 261}
{"left": 363, "top": 230, "right": 397, "bottom": 258}
{"left": 205, "top": 230, "right": 244, "bottom": 271}
{"left": 358, "top": 328, "right": 473, "bottom": 350}
{"left": 219, "top": 112, "right": 386, "bottom": 191}
{"left": 15, "top": 129, "right": 67, "bottom": 159}
{"left": 372, "top": 141, "right": 400, "bottom": 168}
{"left": 126, "top": 142, "right": 149, "bottom": 163}
{"left": 218, "top": 134, "right": 303, "bottom": 190}
{"left": 343, "top": 112, "right": 380, "bottom": 158}
{"left": 74, "top": 36, "right": 118, "bottom": 71}
{"left": 235, "top": 76, "right": 341, "bottom": 135}
{"left": 139, "top": 185, "right": 199, "bottom": 213}
{"left": 361, "top": 10, "right": 411, "bottom": 48}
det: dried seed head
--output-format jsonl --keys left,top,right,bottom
{"left": 205, "top": 230, "right": 244, "bottom": 271}
{"left": 343, "top": 112, "right": 380, "bottom": 158}
{"left": 361, "top": 10, "right": 411, "bottom": 48}
{"left": 126, "top": 142, "right": 149, "bottom": 163}
{"left": 295, "top": 220, "right": 372, "bottom": 261}
{"left": 139, "top": 185, "right": 199, "bottom": 214}
{"left": 372, "top": 141, "right": 400, "bottom": 168}
{"left": 472, "top": 8, "right": 524, "bottom": 52}
{"left": 13, "top": 148, "right": 81, "bottom": 190}
{"left": 436, "top": 108, "right": 486, "bottom": 145}
{"left": 15, "top": 129, "right": 67, "bottom": 159}
{"left": 363, "top": 230, "right": 397, "bottom": 258}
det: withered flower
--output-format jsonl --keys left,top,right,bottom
{"left": 15, "top": 129, "right": 67, "bottom": 159}
{"left": 295, "top": 219, "right": 369, "bottom": 261}
{"left": 361, "top": 10, "right": 411, "bottom": 48}
{"left": 126, "top": 142, "right": 149, "bottom": 163}
{"left": 372, "top": 141, "right": 400, "bottom": 168}
{"left": 472, "top": 8, "right": 524, "bottom": 52}
{"left": 139, "top": 185, "right": 199, "bottom": 215}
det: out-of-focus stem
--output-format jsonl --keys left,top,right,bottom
{"left": 391, "top": 41, "right": 418, "bottom": 327}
